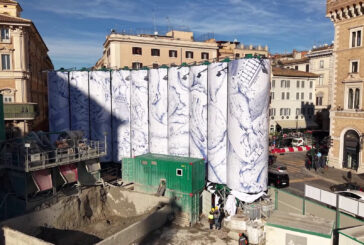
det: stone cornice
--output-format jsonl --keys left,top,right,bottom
{"left": 327, "top": 1, "right": 364, "bottom": 23}
{"left": 105, "top": 34, "right": 219, "bottom": 51}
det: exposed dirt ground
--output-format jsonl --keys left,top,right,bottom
{"left": 33, "top": 186, "right": 156, "bottom": 245}
{"left": 138, "top": 217, "right": 238, "bottom": 245}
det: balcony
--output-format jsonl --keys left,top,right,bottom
{"left": 3, "top": 103, "right": 38, "bottom": 120}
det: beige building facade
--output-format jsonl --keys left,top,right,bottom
{"left": 327, "top": 0, "right": 364, "bottom": 173}
{"left": 269, "top": 67, "right": 318, "bottom": 133}
{"left": 95, "top": 30, "right": 269, "bottom": 69}
{"left": 95, "top": 30, "right": 219, "bottom": 69}
{"left": 0, "top": 0, "right": 53, "bottom": 137}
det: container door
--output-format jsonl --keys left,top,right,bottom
{"left": 122, "top": 158, "right": 134, "bottom": 182}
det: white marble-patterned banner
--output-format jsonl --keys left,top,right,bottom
{"left": 227, "top": 59, "right": 270, "bottom": 193}
{"left": 48, "top": 71, "right": 70, "bottom": 142}
{"left": 168, "top": 67, "right": 190, "bottom": 157}
{"left": 149, "top": 68, "right": 168, "bottom": 154}
{"left": 111, "top": 70, "right": 131, "bottom": 162}
{"left": 89, "top": 71, "right": 112, "bottom": 162}
{"left": 189, "top": 65, "right": 208, "bottom": 160}
{"left": 69, "top": 71, "right": 90, "bottom": 139}
{"left": 131, "top": 70, "right": 149, "bottom": 157}
{"left": 207, "top": 62, "right": 228, "bottom": 184}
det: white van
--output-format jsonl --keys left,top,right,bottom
{"left": 292, "top": 137, "right": 305, "bottom": 147}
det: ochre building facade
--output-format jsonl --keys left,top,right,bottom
{"left": 0, "top": 0, "right": 53, "bottom": 137}
{"left": 327, "top": 0, "right": 364, "bottom": 173}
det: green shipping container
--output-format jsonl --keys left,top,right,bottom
{"left": 122, "top": 153, "right": 205, "bottom": 194}
{"left": 122, "top": 153, "right": 206, "bottom": 225}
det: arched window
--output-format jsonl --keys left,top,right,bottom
{"left": 343, "top": 130, "right": 360, "bottom": 170}
{"left": 354, "top": 88, "right": 360, "bottom": 109}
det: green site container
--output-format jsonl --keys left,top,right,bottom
{"left": 122, "top": 153, "right": 206, "bottom": 225}
{"left": 122, "top": 153, "right": 205, "bottom": 194}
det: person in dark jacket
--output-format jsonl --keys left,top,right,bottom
{"left": 213, "top": 207, "right": 219, "bottom": 229}
{"left": 216, "top": 206, "right": 225, "bottom": 230}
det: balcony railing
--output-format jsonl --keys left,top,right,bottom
{"left": 3, "top": 103, "right": 38, "bottom": 120}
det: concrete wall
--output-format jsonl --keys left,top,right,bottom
{"left": 338, "top": 233, "right": 362, "bottom": 245}
{"left": 1, "top": 226, "right": 52, "bottom": 245}
{"left": 97, "top": 206, "right": 172, "bottom": 245}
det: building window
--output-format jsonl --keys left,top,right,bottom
{"left": 152, "top": 63, "right": 159, "bottom": 69}
{"left": 176, "top": 169, "right": 183, "bottom": 176}
{"left": 272, "top": 80, "right": 275, "bottom": 88}
{"left": 347, "top": 88, "right": 360, "bottom": 109}
{"left": 286, "top": 80, "right": 290, "bottom": 88}
{"left": 106, "top": 49, "right": 110, "bottom": 57}
{"left": 309, "top": 93, "right": 312, "bottom": 100}
{"left": 319, "top": 75, "right": 324, "bottom": 86}
{"left": 1, "top": 54, "right": 10, "bottom": 70}
{"left": 132, "top": 62, "right": 143, "bottom": 69}
{"left": 296, "top": 80, "right": 300, "bottom": 88}
{"left": 201, "top": 52, "right": 209, "bottom": 60}
{"left": 295, "top": 65, "right": 298, "bottom": 70}
{"left": 316, "top": 96, "right": 323, "bottom": 106}
{"left": 301, "top": 92, "right": 304, "bottom": 100}
{"left": 1, "top": 28, "right": 9, "bottom": 41}
{"left": 310, "top": 81, "right": 313, "bottom": 88}
{"left": 306, "top": 64, "right": 309, "bottom": 72}
{"left": 296, "top": 93, "right": 299, "bottom": 100}
{"left": 320, "top": 60, "right": 324, "bottom": 69}
{"left": 351, "top": 28, "right": 362, "bottom": 48}
{"left": 286, "top": 92, "right": 290, "bottom": 100}
{"left": 151, "top": 49, "right": 160, "bottom": 56}
{"left": 186, "top": 51, "right": 194, "bottom": 59}
{"left": 132, "top": 47, "right": 142, "bottom": 55}
{"left": 169, "top": 50, "right": 177, "bottom": 58}
{"left": 3, "top": 96, "right": 12, "bottom": 103}
{"left": 301, "top": 81, "right": 305, "bottom": 88}
{"left": 271, "top": 92, "right": 274, "bottom": 100}
{"left": 281, "top": 80, "right": 286, "bottom": 88}
{"left": 351, "top": 60, "right": 359, "bottom": 73}
{"left": 296, "top": 108, "right": 300, "bottom": 115}
{"left": 281, "top": 92, "right": 285, "bottom": 100}
{"left": 269, "top": 108, "right": 276, "bottom": 116}
{"left": 235, "top": 53, "right": 240, "bottom": 59}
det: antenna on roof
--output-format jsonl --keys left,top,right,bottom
{"left": 166, "top": 16, "right": 172, "bottom": 32}
{"left": 153, "top": 9, "right": 158, "bottom": 35}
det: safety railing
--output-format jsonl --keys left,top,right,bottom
{"left": 0, "top": 139, "right": 106, "bottom": 172}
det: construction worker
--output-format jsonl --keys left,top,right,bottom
{"left": 208, "top": 208, "right": 215, "bottom": 229}
{"left": 213, "top": 206, "right": 219, "bottom": 229}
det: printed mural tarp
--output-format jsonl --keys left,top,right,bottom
{"left": 47, "top": 59, "right": 270, "bottom": 194}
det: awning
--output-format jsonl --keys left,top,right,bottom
{"left": 276, "top": 120, "right": 319, "bottom": 129}
{"left": 277, "top": 120, "right": 307, "bottom": 129}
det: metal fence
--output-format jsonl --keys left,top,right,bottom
{"left": 268, "top": 186, "right": 364, "bottom": 229}
{"left": 305, "top": 184, "right": 364, "bottom": 219}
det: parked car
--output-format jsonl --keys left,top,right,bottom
{"left": 268, "top": 166, "right": 289, "bottom": 188}
{"left": 292, "top": 137, "right": 305, "bottom": 147}
{"left": 330, "top": 183, "right": 363, "bottom": 192}
{"left": 269, "top": 164, "right": 288, "bottom": 174}
{"left": 335, "top": 190, "right": 364, "bottom": 201}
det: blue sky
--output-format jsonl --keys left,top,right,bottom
{"left": 18, "top": 0, "right": 333, "bottom": 69}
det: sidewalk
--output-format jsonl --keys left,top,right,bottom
{"left": 303, "top": 166, "right": 364, "bottom": 187}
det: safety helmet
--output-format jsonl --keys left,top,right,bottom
{"left": 211, "top": 208, "right": 214, "bottom": 212}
